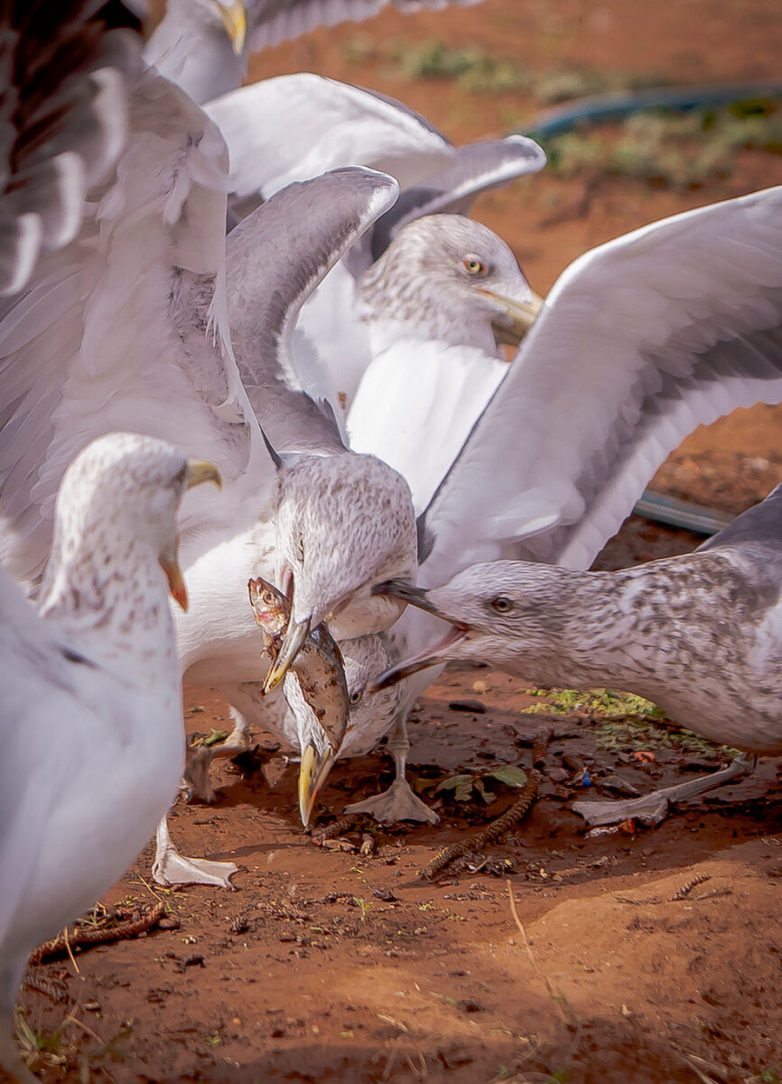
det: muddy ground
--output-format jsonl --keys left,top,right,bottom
{"left": 14, "top": 0, "right": 782, "bottom": 1081}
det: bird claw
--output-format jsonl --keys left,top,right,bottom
{"left": 345, "top": 778, "right": 440, "bottom": 824}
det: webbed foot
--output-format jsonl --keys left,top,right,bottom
{"left": 152, "top": 818, "right": 238, "bottom": 889}
{"left": 345, "top": 778, "right": 439, "bottom": 824}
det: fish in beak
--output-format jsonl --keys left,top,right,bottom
{"left": 298, "top": 744, "right": 336, "bottom": 828}
{"left": 249, "top": 577, "right": 349, "bottom": 826}
{"left": 160, "top": 459, "right": 222, "bottom": 611}
{"left": 482, "top": 288, "right": 544, "bottom": 348}
{"left": 215, "top": 0, "right": 247, "bottom": 54}
{"left": 262, "top": 613, "right": 311, "bottom": 693}
{"left": 369, "top": 579, "right": 471, "bottom": 690}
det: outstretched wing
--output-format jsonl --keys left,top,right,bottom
{"left": 369, "top": 135, "right": 547, "bottom": 260}
{"left": 206, "top": 73, "right": 453, "bottom": 213}
{"left": 420, "top": 186, "right": 782, "bottom": 583}
{"left": 0, "top": 0, "right": 142, "bottom": 295}
{"left": 247, "top": 0, "right": 482, "bottom": 52}
{"left": 0, "top": 70, "right": 268, "bottom": 588}
{"left": 227, "top": 167, "right": 400, "bottom": 454}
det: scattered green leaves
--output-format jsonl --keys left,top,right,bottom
{"left": 435, "top": 766, "right": 528, "bottom": 804}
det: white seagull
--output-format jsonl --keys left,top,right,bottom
{"left": 358, "top": 185, "right": 782, "bottom": 823}
{"left": 205, "top": 73, "right": 546, "bottom": 412}
{"left": 0, "top": 433, "right": 220, "bottom": 1083}
{"left": 0, "top": 71, "right": 420, "bottom": 884}
{"left": 347, "top": 213, "right": 543, "bottom": 512}
{"left": 371, "top": 483, "right": 782, "bottom": 827}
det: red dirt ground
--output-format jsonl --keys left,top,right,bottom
{"left": 12, "top": 2, "right": 782, "bottom": 1082}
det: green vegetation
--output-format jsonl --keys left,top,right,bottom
{"left": 522, "top": 685, "right": 740, "bottom": 756}
{"left": 521, "top": 686, "right": 663, "bottom": 718}
{"left": 343, "top": 35, "right": 674, "bottom": 100}
{"left": 541, "top": 99, "right": 782, "bottom": 188}
{"left": 435, "top": 764, "right": 528, "bottom": 804}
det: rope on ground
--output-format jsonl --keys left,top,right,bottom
{"left": 29, "top": 902, "right": 167, "bottom": 965}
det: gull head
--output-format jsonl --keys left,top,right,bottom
{"left": 339, "top": 633, "right": 402, "bottom": 757}
{"left": 264, "top": 453, "right": 417, "bottom": 691}
{"left": 46, "top": 433, "right": 221, "bottom": 615}
{"left": 359, "top": 214, "right": 542, "bottom": 351}
{"left": 370, "top": 561, "right": 576, "bottom": 688}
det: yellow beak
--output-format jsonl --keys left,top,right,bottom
{"left": 482, "top": 289, "right": 544, "bottom": 347}
{"left": 298, "top": 743, "right": 335, "bottom": 828}
{"left": 160, "top": 459, "right": 222, "bottom": 612}
{"left": 185, "top": 459, "right": 222, "bottom": 492}
{"left": 216, "top": 0, "right": 247, "bottom": 55}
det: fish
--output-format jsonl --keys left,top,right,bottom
{"left": 248, "top": 576, "right": 349, "bottom": 825}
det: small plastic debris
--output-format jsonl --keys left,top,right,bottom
{"left": 585, "top": 824, "right": 622, "bottom": 838}
{"left": 632, "top": 751, "right": 656, "bottom": 764}
{"left": 580, "top": 769, "right": 592, "bottom": 787}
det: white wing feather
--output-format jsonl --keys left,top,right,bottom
{"left": 0, "top": 72, "right": 268, "bottom": 588}
{"left": 206, "top": 74, "right": 454, "bottom": 202}
{"left": 421, "top": 186, "right": 782, "bottom": 584}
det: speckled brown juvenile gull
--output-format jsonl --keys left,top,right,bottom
{"left": 373, "top": 483, "right": 782, "bottom": 826}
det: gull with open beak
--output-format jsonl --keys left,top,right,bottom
{"left": 371, "top": 479, "right": 782, "bottom": 827}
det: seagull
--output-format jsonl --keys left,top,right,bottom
{"left": 347, "top": 213, "right": 543, "bottom": 511}
{"left": 145, "top": 0, "right": 481, "bottom": 105}
{"left": 371, "top": 481, "right": 782, "bottom": 826}
{"left": 204, "top": 72, "right": 546, "bottom": 412}
{"left": 0, "top": 72, "right": 419, "bottom": 884}
{"left": 196, "top": 627, "right": 400, "bottom": 823}
{"left": 0, "top": 0, "right": 141, "bottom": 295}
{"left": 0, "top": 432, "right": 220, "bottom": 1084}
{"left": 350, "top": 185, "right": 782, "bottom": 823}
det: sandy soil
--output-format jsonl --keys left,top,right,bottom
{"left": 12, "top": 2, "right": 782, "bottom": 1082}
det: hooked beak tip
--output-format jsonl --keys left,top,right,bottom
{"left": 298, "top": 744, "right": 335, "bottom": 828}
{"left": 185, "top": 459, "right": 222, "bottom": 491}
{"left": 160, "top": 552, "right": 188, "bottom": 612}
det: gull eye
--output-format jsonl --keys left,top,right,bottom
{"left": 491, "top": 596, "right": 513, "bottom": 614}
{"left": 349, "top": 690, "right": 363, "bottom": 706}
{"left": 463, "top": 255, "right": 488, "bottom": 277}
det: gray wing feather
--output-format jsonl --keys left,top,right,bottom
{"left": 0, "top": 2, "right": 141, "bottom": 295}
{"left": 370, "top": 135, "right": 546, "bottom": 260}
{"left": 226, "top": 167, "right": 399, "bottom": 455}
